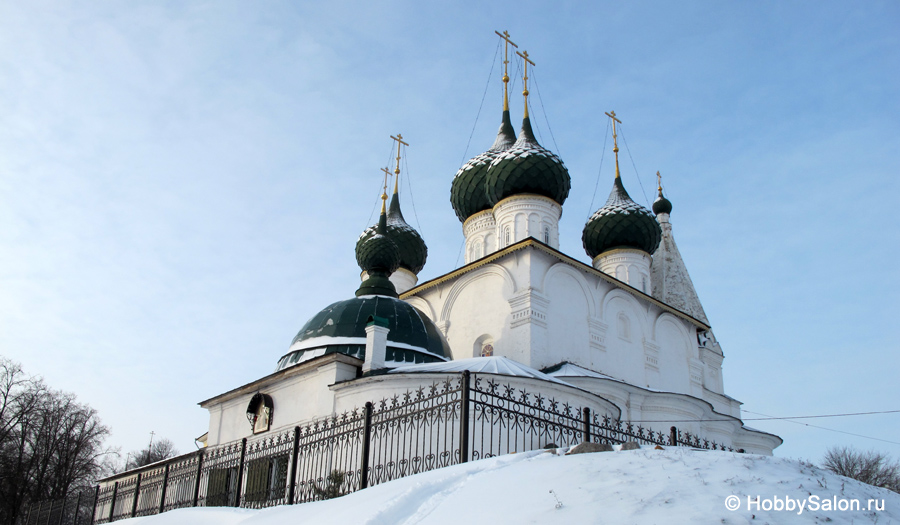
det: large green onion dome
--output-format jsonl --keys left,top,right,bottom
{"left": 450, "top": 110, "right": 516, "bottom": 222}
{"left": 485, "top": 116, "right": 570, "bottom": 206}
{"left": 275, "top": 295, "right": 450, "bottom": 371}
{"left": 358, "top": 191, "right": 427, "bottom": 275}
{"left": 582, "top": 177, "right": 661, "bottom": 259}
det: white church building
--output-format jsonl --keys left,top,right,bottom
{"left": 197, "top": 48, "right": 781, "bottom": 459}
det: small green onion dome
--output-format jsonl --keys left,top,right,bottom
{"left": 355, "top": 227, "right": 400, "bottom": 276}
{"left": 582, "top": 177, "right": 662, "bottom": 259}
{"left": 450, "top": 110, "right": 517, "bottom": 222}
{"left": 652, "top": 187, "right": 673, "bottom": 215}
{"left": 355, "top": 206, "right": 400, "bottom": 297}
{"left": 358, "top": 192, "right": 428, "bottom": 275}
{"left": 275, "top": 295, "right": 450, "bottom": 372}
{"left": 485, "top": 116, "right": 570, "bottom": 206}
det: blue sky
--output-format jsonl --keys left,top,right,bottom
{"left": 1, "top": 0, "right": 898, "bottom": 462}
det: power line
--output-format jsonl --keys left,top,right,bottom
{"left": 632, "top": 409, "right": 900, "bottom": 446}
{"left": 458, "top": 40, "right": 501, "bottom": 169}
{"left": 617, "top": 124, "right": 651, "bottom": 207}
{"left": 587, "top": 119, "right": 611, "bottom": 220}
{"left": 636, "top": 409, "right": 900, "bottom": 423}
{"left": 743, "top": 409, "right": 900, "bottom": 447}
{"left": 401, "top": 146, "right": 423, "bottom": 236}
{"left": 530, "top": 70, "right": 561, "bottom": 156}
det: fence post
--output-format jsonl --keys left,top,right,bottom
{"left": 287, "top": 426, "right": 301, "bottom": 503}
{"left": 233, "top": 438, "right": 247, "bottom": 508}
{"left": 359, "top": 402, "right": 374, "bottom": 489}
{"left": 89, "top": 485, "right": 99, "bottom": 525}
{"left": 192, "top": 451, "right": 204, "bottom": 507}
{"left": 130, "top": 473, "right": 142, "bottom": 518}
{"left": 582, "top": 407, "right": 591, "bottom": 443}
{"left": 71, "top": 491, "right": 82, "bottom": 525}
{"left": 157, "top": 463, "right": 170, "bottom": 515}
{"left": 459, "top": 371, "right": 471, "bottom": 464}
{"left": 107, "top": 482, "right": 118, "bottom": 523}
{"left": 669, "top": 426, "right": 678, "bottom": 447}
{"left": 55, "top": 494, "right": 69, "bottom": 525}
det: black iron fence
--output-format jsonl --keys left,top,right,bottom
{"left": 19, "top": 371, "right": 733, "bottom": 525}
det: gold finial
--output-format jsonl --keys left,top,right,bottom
{"left": 380, "top": 167, "right": 390, "bottom": 213}
{"left": 657, "top": 171, "right": 662, "bottom": 192}
{"left": 605, "top": 110, "right": 622, "bottom": 179}
{"left": 494, "top": 30, "right": 518, "bottom": 111}
{"left": 390, "top": 133, "right": 409, "bottom": 194}
{"left": 516, "top": 50, "right": 535, "bottom": 118}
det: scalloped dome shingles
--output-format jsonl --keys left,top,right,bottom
{"left": 583, "top": 177, "right": 661, "bottom": 258}
{"left": 355, "top": 227, "right": 400, "bottom": 275}
{"left": 485, "top": 116, "right": 570, "bottom": 207}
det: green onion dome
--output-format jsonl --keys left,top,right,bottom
{"left": 355, "top": 206, "right": 400, "bottom": 297}
{"left": 582, "top": 177, "right": 662, "bottom": 259}
{"left": 275, "top": 295, "right": 450, "bottom": 371}
{"left": 450, "top": 110, "right": 516, "bottom": 222}
{"left": 652, "top": 186, "right": 673, "bottom": 215}
{"left": 485, "top": 116, "right": 571, "bottom": 206}
{"left": 358, "top": 191, "right": 428, "bottom": 275}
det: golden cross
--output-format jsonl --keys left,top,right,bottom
{"left": 380, "top": 166, "right": 391, "bottom": 211}
{"left": 657, "top": 171, "right": 662, "bottom": 191}
{"left": 605, "top": 111, "right": 623, "bottom": 178}
{"left": 390, "top": 134, "right": 408, "bottom": 195}
{"left": 516, "top": 50, "right": 535, "bottom": 117}
{"left": 494, "top": 30, "right": 518, "bottom": 110}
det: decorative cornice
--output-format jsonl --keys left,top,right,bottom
{"left": 492, "top": 193, "right": 562, "bottom": 218}
{"left": 587, "top": 317, "right": 607, "bottom": 350}
{"left": 403, "top": 238, "right": 711, "bottom": 331}
{"left": 508, "top": 288, "right": 549, "bottom": 328}
{"left": 462, "top": 209, "right": 496, "bottom": 236}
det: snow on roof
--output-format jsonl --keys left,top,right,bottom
{"left": 389, "top": 356, "right": 573, "bottom": 386}
{"left": 545, "top": 362, "right": 669, "bottom": 393}
{"left": 545, "top": 362, "right": 620, "bottom": 381}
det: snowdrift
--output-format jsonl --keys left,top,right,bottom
{"left": 123, "top": 447, "right": 900, "bottom": 524}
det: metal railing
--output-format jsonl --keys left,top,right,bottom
{"left": 19, "top": 371, "right": 733, "bottom": 524}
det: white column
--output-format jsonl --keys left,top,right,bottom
{"left": 363, "top": 319, "right": 390, "bottom": 373}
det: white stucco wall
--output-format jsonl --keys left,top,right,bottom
{"left": 406, "top": 243, "right": 723, "bottom": 400}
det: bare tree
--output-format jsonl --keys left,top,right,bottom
{"left": 0, "top": 357, "right": 113, "bottom": 525}
{"left": 822, "top": 446, "right": 900, "bottom": 493}
{"left": 125, "top": 438, "right": 179, "bottom": 470}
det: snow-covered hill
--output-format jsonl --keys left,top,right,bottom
{"left": 125, "top": 447, "right": 900, "bottom": 524}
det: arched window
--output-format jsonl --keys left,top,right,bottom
{"left": 473, "top": 335, "right": 495, "bottom": 357}
{"left": 543, "top": 226, "right": 550, "bottom": 244}
{"left": 503, "top": 226, "right": 511, "bottom": 247}
{"left": 617, "top": 313, "right": 631, "bottom": 341}
{"left": 246, "top": 393, "right": 274, "bottom": 434}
